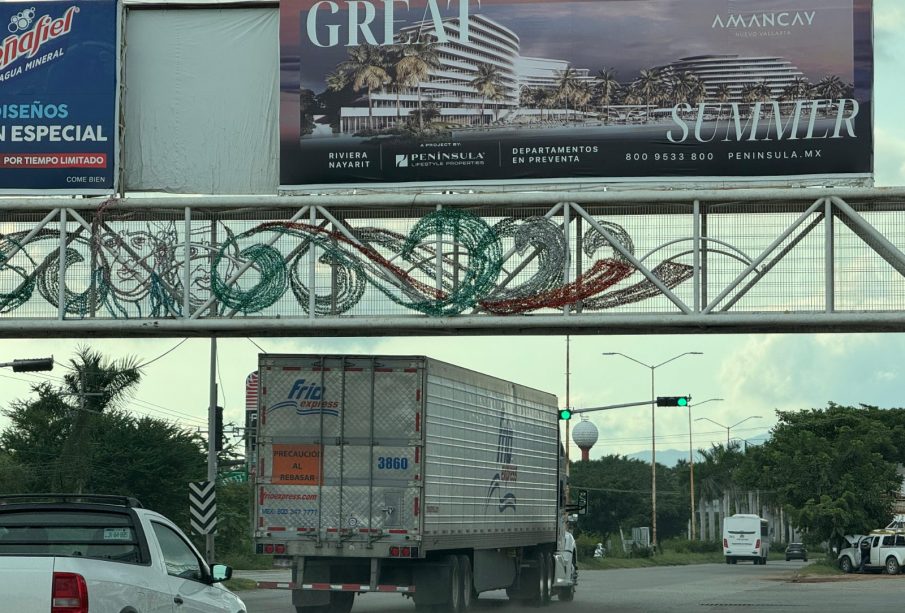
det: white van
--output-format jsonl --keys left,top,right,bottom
{"left": 723, "top": 513, "right": 770, "bottom": 565}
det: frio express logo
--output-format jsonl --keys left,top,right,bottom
{"left": 0, "top": 6, "right": 79, "bottom": 71}
{"left": 485, "top": 416, "right": 517, "bottom": 513}
{"left": 267, "top": 378, "right": 340, "bottom": 417}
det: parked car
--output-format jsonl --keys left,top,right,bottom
{"left": 0, "top": 493, "right": 246, "bottom": 613}
{"left": 785, "top": 543, "right": 808, "bottom": 561}
{"left": 838, "top": 529, "right": 905, "bottom": 574}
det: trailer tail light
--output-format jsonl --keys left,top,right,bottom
{"left": 755, "top": 539, "right": 761, "bottom": 549}
{"left": 389, "top": 546, "right": 418, "bottom": 558}
{"left": 264, "top": 544, "right": 275, "bottom": 554}
{"left": 52, "top": 572, "right": 88, "bottom": 613}
{"left": 390, "top": 546, "right": 400, "bottom": 557}
{"left": 275, "top": 544, "right": 287, "bottom": 554}
{"left": 723, "top": 539, "right": 728, "bottom": 549}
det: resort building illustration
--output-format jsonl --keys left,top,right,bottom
{"left": 315, "top": 13, "right": 851, "bottom": 135}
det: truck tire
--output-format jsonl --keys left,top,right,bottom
{"left": 558, "top": 584, "right": 575, "bottom": 602}
{"left": 885, "top": 557, "right": 901, "bottom": 575}
{"left": 839, "top": 556, "right": 853, "bottom": 573}
{"left": 535, "top": 551, "right": 549, "bottom": 607}
{"left": 444, "top": 555, "right": 462, "bottom": 613}
{"left": 542, "top": 552, "right": 553, "bottom": 605}
{"left": 457, "top": 555, "right": 473, "bottom": 611}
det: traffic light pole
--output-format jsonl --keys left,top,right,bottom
{"left": 572, "top": 399, "right": 660, "bottom": 414}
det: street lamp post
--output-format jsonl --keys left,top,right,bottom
{"left": 695, "top": 415, "right": 763, "bottom": 447}
{"left": 687, "top": 398, "right": 723, "bottom": 541}
{"left": 602, "top": 351, "right": 702, "bottom": 551}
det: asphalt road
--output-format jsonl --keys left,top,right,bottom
{"left": 236, "top": 561, "right": 905, "bottom": 613}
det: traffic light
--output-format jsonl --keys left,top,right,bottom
{"left": 558, "top": 408, "right": 573, "bottom": 421}
{"left": 656, "top": 396, "right": 691, "bottom": 407}
{"left": 214, "top": 406, "right": 224, "bottom": 452}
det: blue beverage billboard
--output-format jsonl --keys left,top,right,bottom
{"left": 0, "top": 0, "right": 118, "bottom": 194}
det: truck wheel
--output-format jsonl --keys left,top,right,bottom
{"left": 840, "top": 556, "right": 853, "bottom": 573}
{"left": 542, "top": 552, "right": 553, "bottom": 605}
{"left": 457, "top": 555, "right": 473, "bottom": 611}
{"left": 725, "top": 558, "right": 731, "bottom": 565}
{"left": 534, "top": 551, "right": 549, "bottom": 607}
{"left": 444, "top": 555, "right": 462, "bottom": 613}
{"left": 558, "top": 584, "right": 575, "bottom": 602}
{"left": 885, "top": 557, "right": 901, "bottom": 575}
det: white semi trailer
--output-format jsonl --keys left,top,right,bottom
{"left": 252, "top": 354, "right": 577, "bottom": 613}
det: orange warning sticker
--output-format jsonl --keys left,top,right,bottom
{"left": 271, "top": 444, "right": 322, "bottom": 485}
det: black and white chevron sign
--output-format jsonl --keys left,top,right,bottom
{"left": 189, "top": 480, "right": 217, "bottom": 535}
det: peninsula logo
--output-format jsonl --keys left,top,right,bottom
{"left": 267, "top": 378, "right": 340, "bottom": 417}
{"left": 711, "top": 10, "right": 816, "bottom": 30}
{"left": 396, "top": 151, "right": 487, "bottom": 169}
{"left": 0, "top": 5, "right": 79, "bottom": 71}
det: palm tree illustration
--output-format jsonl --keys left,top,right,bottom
{"left": 633, "top": 68, "right": 662, "bottom": 122}
{"left": 780, "top": 76, "right": 811, "bottom": 102}
{"left": 672, "top": 71, "right": 705, "bottom": 105}
{"left": 595, "top": 67, "right": 620, "bottom": 124}
{"left": 471, "top": 63, "right": 504, "bottom": 126}
{"left": 395, "top": 33, "right": 442, "bottom": 131}
{"left": 572, "top": 81, "right": 593, "bottom": 118}
{"left": 385, "top": 43, "right": 406, "bottom": 123}
{"left": 555, "top": 67, "right": 581, "bottom": 121}
{"left": 330, "top": 44, "right": 390, "bottom": 130}
{"left": 815, "top": 75, "right": 845, "bottom": 99}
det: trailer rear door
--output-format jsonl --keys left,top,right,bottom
{"left": 255, "top": 355, "right": 424, "bottom": 549}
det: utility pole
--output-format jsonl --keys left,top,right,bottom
{"left": 207, "top": 337, "right": 218, "bottom": 562}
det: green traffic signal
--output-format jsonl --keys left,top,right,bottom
{"left": 656, "top": 396, "right": 691, "bottom": 407}
{"left": 559, "top": 408, "right": 573, "bottom": 420}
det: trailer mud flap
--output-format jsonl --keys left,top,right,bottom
{"left": 412, "top": 562, "right": 452, "bottom": 605}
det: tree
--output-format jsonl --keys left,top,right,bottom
{"left": 56, "top": 347, "right": 142, "bottom": 493}
{"left": 331, "top": 44, "right": 391, "bottom": 131}
{"left": 470, "top": 63, "right": 504, "bottom": 125}
{"left": 555, "top": 67, "right": 582, "bottom": 121}
{"left": 0, "top": 350, "right": 207, "bottom": 528}
{"left": 748, "top": 405, "right": 903, "bottom": 554}
{"left": 595, "top": 67, "right": 620, "bottom": 124}
{"left": 395, "top": 33, "right": 442, "bottom": 130}
{"left": 632, "top": 68, "right": 662, "bottom": 122}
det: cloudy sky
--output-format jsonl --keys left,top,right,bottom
{"left": 2, "top": 0, "right": 905, "bottom": 463}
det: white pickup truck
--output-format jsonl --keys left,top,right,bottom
{"left": 838, "top": 529, "right": 905, "bottom": 574}
{"left": 0, "top": 494, "right": 246, "bottom": 613}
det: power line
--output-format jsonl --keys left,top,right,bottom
{"left": 136, "top": 338, "right": 190, "bottom": 368}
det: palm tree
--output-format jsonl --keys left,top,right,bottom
{"left": 471, "top": 63, "right": 504, "bottom": 126}
{"left": 331, "top": 44, "right": 390, "bottom": 130}
{"left": 715, "top": 84, "right": 732, "bottom": 104}
{"left": 672, "top": 71, "right": 705, "bottom": 105}
{"left": 385, "top": 43, "right": 406, "bottom": 123}
{"left": 815, "top": 75, "right": 845, "bottom": 100}
{"left": 780, "top": 76, "right": 811, "bottom": 102}
{"left": 55, "top": 347, "right": 143, "bottom": 493}
{"left": 555, "top": 67, "right": 581, "bottom": 121}
{"left": 595, "top": 67, "right": 620, "bottom": 124}
{"left": 632, "top": 68, "right": 662, "bottom": 122}
{"left": 572, "top": 81, "right": 593, "bottom": 118}
{"left": 395, "top": 33, "right": 442, "bottom": 130}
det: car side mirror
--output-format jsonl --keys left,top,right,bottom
{"left": 210, "top": 564, "right": 233, "bottom": 583}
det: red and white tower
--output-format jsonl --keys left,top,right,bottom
{"left": 572, "top": 417, "right": 599, "bottom": 462}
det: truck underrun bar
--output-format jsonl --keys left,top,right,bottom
{"left": 255, "top": 582, "right": 416, "bottom": 593}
